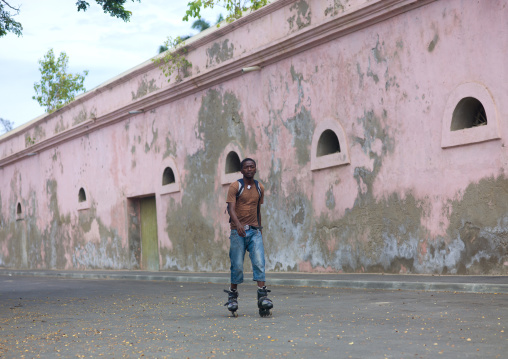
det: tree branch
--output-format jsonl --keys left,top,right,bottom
{"left": 0, "top": 1, "right": 20, "bottom": 13}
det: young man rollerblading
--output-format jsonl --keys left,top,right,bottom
{"left": 225, "top": 158, "right": 273, "bottom": 317}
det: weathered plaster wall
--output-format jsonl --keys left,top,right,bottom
{"left": 1, "top": 0, "right": 507, "bottom": 274}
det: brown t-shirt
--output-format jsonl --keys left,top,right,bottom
{"left": 226, "top": 180, "right": 264, "bottom": 229}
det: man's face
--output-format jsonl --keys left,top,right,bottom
{"left": 241, "top": 160, "right": 256, "bottom": 178}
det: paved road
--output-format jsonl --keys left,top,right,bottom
{"left": 0, "top": 275, "right": 506, "bottom": 358}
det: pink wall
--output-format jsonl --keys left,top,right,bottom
{"left": 1, "top": 0, "right": 507, "bottom": 274}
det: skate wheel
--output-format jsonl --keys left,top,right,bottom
{"left": 259, "top": 309, "right": 272, "bottom": 317}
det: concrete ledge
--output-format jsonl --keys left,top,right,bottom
{"left": 1, "top": 270, "right": 507, "bottom": 294}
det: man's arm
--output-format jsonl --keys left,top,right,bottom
{"left": 228, "top": 201, "right": 246, "bottom": 237}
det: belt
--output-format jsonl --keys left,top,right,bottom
{"left": 243, "top": 225, "right": 263, "bottom": 231}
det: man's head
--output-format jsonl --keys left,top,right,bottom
{"left": 241, "top": 158, "right": 256, "bottom": 179}
{"left": 241, "top": 158, "right": 256, "bottom": 169}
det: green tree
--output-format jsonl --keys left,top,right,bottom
{"left": 158, "top": 35, "right": 191, "bottom": 54}
{"left": 156, "top": 16, "right": 221, "bottom": 54}
{"left": 191, "top": 18, "right": 211, "bottom": 32}
{"left": 0, "top": 117, "right": 14, "bottom": 134}
{"left": 153, "top": 36, "right": 191, "bottom": 82}
{"left": 183, "top": 0, "right": 268, "bottom": 24}
{"left": 75, "top": 0, "right": 140, "bottom": 21}
{"left": 0, "top": 0, "right": 140, "bottom": 38}
{"left": 32, "top": 49, "right": 89, "bottom": 113}
{"left": 0, "top": 1, "right": 22, "bottom": 37}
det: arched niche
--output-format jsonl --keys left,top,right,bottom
{"left": 78, "top": 187, "right": 87, "bottom": 202}
{"left": 77, "top": 186, "right": 91, "bottom": 211}
{"left": 16, "top": 202, "right": 23, "bottom": 221}
{"left": 441, "top": 82, "right": 500, "bottom": 148}
{"left": 221, "top": 143, "right": 244, "bottom": 185}
{"left": 162, "top": 167, "right": 176, "bottom": 185}
{"left": 159, "top": 157, "right": 181, "bottom": 195}
{"left": 311, "top": 119, "right": 350, "bottom": 171}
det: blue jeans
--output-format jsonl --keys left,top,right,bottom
{"left": 229, "top": 228, "right": 266, "bottom": 284}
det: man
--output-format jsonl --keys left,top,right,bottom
{"left": 224, "top": 158, "right": 273, "bottom": 317}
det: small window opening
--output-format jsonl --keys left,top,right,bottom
{"left": 450, "top": 97, "right": 487, "bottom": 131}
{"left": 317, "top": 129, "right": 341, "bottom": 157}
{"left": 78, "top": 188, "right": 87, "bottom": 203}
{"left": 16, "top": 203, "right": 22, "bottom": 214}
{"left": 162, "top": 167, "right": 176, "bottom": 185}
{"left": 225, "top": 151, "right": 241, "bottom": 174}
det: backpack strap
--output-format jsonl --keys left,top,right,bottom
{"left": 253, "top": 180, "right": 261, "bottom": 199}
{"left": 253, "top": 180, "right": 262, "bottom": 228}
{"left": 236, "top": 179, "right": 245, "bottom": 200}
{"left": 228, "top": 179, "right": 244, "bottom": 223}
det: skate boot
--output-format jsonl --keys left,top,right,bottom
{"left": 224, "top": 289, "right": 239, "bottom": 317}
{"left": 257, "top": 286, "right": 273, "bottom": 317}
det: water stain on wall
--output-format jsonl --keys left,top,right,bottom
{"left": 428, "top": 34, "right": 439, "bottom": 52}
{"left": 0, "top": 173, "right": 136, "bottom": 270}
{"left": 73, "top": 108, "right": 89, "bottom": 126}
{"left": 54, "top": 116, "right": 69, "bottom": 134}
{"left": 284, "top": 66, "right": 315, "bottom": 165}
{"left": 206, "top": 39, "right": 235, "bottom": 68}
{"left": 324, "top": 0, "right": 348, "bottom": 17}
{"left": 288, "top": 0, "right": 312, "bottom": 31}
{"left": 144, "top": 119, "right": 160, "bottom": 154}
{"left": 132, "top": 76, "right": 159, "bottom": 100}
{"left": 161, "top": 89, "right": 245, "bottom": 271}
{"left": 445, "top": 175, "right": 508, "bottom": 274}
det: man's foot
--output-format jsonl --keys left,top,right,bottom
{"left": 257, "top": 286, "right": 273, "bottom": 317}
{"left": 224, "top": 288, "right": 239, "bottom": 317}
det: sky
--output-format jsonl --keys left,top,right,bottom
{"left": 0, "top": 0, "right": 223, "bottom": 131}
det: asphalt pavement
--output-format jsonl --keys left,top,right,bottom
{"left": 0, "top": 271, "right": 507, "bottom": 358}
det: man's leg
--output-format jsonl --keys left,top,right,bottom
{"left": 225, "top": 230, "right": 246, "bottom": 315}
{"left": 248, "top": 229, "right": 273, "bottom": 316}
{"left": 248, "top": 229, "right": 266, "bottom": 283}
{"left": 229, "top": 229, "right": 246, "bottom": 288}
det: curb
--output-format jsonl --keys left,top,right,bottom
{"left": 2, "top": 270, "right": 508, "bottom": 294}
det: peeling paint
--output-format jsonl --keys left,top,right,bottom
{"left": 163, "top": 131, "right": 177, "bottom": 159}
{"left": 288, "top": 0, "right": 312, "bottom": 31}
{"left": 144, "top": 119, "right": 159, "bottom": 153}
{"left": 284, "top": 66, "right": 315, "bottom": 165}
{"left": 54, "top": 117, "right": 68, "bottom": 134}
{"left": 326, "top": 186, "right": 336, "bottom": 210}
{"left": 72, "top": 108, "right": 88, "bottom": 126}
{"left": 131, "top": 76, "right": 158, "bottom": 100}
{"left": 325, "top": 0, "right": 347, "bottom": 17}
{"left": 206, "top": 39, "right": 234, "bottom": 68}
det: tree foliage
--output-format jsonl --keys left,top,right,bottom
{"left": 0, "top": 0, "right": 140, "bottom": 38}
{"left": 32, "top": 49, "right": 89, "bottom": 113}
{"left": 153, "top": 37, "right": 192, "bottom": 83}
{"left": 0, "top": 1, "right": 22, "bottom": 37}
{"left": 191, "top": 18, "right": 211, "bottom": 32}
{"left": 75, "top": 0, "right": 140, "bottom": 21}
{"left": 0, "top": 117, "right": 14, "bottom": 134}
{"left": 183, "top": 0, "right": 268, "bottom": 24}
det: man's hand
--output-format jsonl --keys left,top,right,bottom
{"left": 229, "top": 202, "right": 246, "bottom": 237}
{"left": 236, "top": 223, "right": 246, "bottom": 237}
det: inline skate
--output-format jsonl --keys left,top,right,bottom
{"left": 257, "top": 286, "right": 273, "bottom": 317}
{"left": 224, "top": 289, "right": 239, "bottom": 317}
